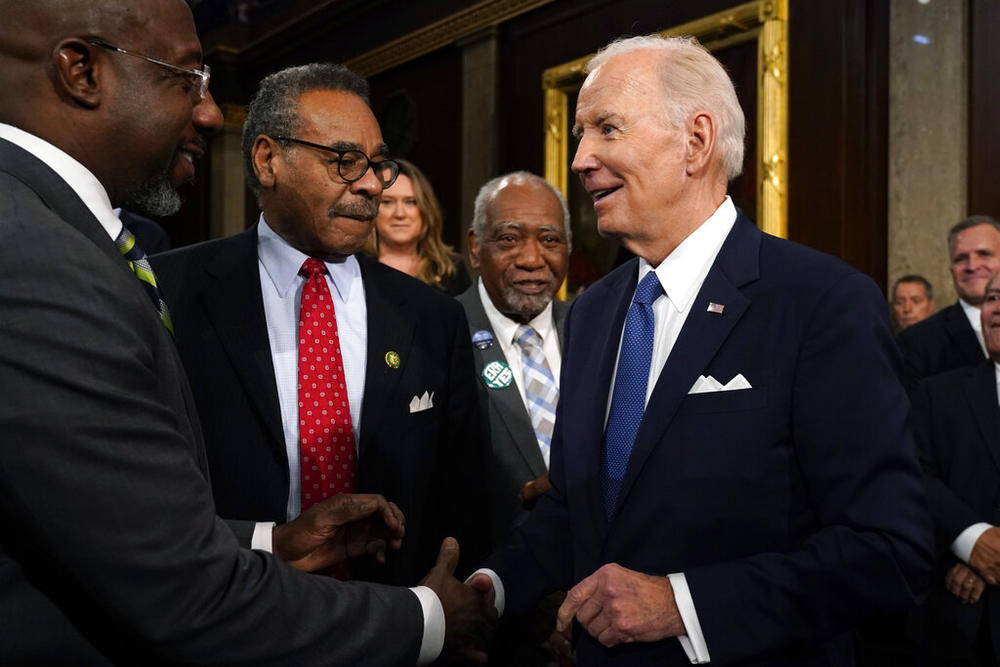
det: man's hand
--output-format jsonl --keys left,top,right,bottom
{"left": 556, "top": 563, "right": 684, "bottom": 647}
{"left": 945, "top": 562, "right": 986, "bottom": 604}
{"left": 420, "top": 538, "right": 496, "bottom": 664}
{"left": 520, "top": 473, "right": 552, "bottom": 509}
{"left": 272, "top": 493, "right": 404, "bottom": 572}
{"left": 969, "top": 527, "right": 1000, "bottom": 585}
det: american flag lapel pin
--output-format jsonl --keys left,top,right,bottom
{"left": 707, "top": 302, "right": 725, "bottom": 315}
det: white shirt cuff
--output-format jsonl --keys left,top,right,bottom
{"left": 951, "top": 523, "right": 993, "bottom": 563}
{"left": 251, "top": 521, "right": 275, "bottom": 552}
{"left": 467, "top": 568, "right": 505, "bottom": 616}
{"left": 410, "top": 586, "right": 445, "bottom": 665}
{"left": 668, "top": 573, "right": 711, "bottom": 664}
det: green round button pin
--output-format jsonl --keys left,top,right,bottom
{"left": 481, "top": 360, "right": 513, "bottom": 389}
{"left": 385, "top": 350, "right": 401, "bottom": 369}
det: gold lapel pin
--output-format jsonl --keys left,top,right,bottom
{"left": 385, "top": 350, "right": 401, "bottom": 369}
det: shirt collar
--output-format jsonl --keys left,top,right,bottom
{"left": 639, "top": 196, "right": 737, "bottom": 313}
{"left": 477, "top": 277, "right": 556, "bottom": 353}
{"left": 257, "top": 214, "right": 360, "bottom": 304}
{"left": 0, "top": 123, "right": 122, "bottom": 241}
{"left": 959, "top": 298, "right": 983, "bottom": 332}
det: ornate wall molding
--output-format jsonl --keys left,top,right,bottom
{"left": 346, "top": 0, "right": 555, "bottom": 78}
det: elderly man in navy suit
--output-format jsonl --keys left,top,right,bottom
{"left": 469, "top": 34, "right": 933, "bottom": 666}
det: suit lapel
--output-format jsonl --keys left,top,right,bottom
{"left": 964, "top": 361, "right": 1000, "bottom": 473}
{"left": 460, "top": 288, "right": 547, "bottom": 477}
{"left": 612, "top": 214, "right": 761, "bottom": 518}
{"left": 201, "top": 227, "right": 284, "bottom": 451}
{"left": 357, "top": 256, "right": 416, "bottom": 458}
{"left": 943, "top": 303, "right": 986, "bottom": 364}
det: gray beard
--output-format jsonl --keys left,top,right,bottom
{"left": 123, "top": 171, "right": 182, "bottom": 217}
{"left": 499, "top": 285, "right": 554, "bottom": 321}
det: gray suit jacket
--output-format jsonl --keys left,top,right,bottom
{"left": 456, "top": 284, "right": 568, "bottom": 543}
{"left": 0, "top": 137, "right": 422, "bottom": 665}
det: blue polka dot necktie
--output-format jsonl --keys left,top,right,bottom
{"left": 602, "top": 271, "right": 663, "bottom": 517}
{"left": 114, "top": 225, "right": 174, "bottom": 335}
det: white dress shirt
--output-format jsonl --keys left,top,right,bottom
{"left": 959, "top": 298, "right": 988, "bottom": 358}
{"left": 476, "top": 196, "right": 737, "bottom": 664}
{"left": 477, "top": 278, "right": 562, "bottom": 467}
{"left": 948, "top": 360, "right": 1000, "bottom": 564}
{"left": 0, "top": 123, "right": 122, "bottom": 242}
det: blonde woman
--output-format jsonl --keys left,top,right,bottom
{"left": 367, "top": 159, "right": 470, "bottom": 295}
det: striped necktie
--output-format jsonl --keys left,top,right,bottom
{"left": 515, "top": 324, "right": 559, "bottom": 468}
{"left": 114, "top": 225, "right": 174, "bottom": 334}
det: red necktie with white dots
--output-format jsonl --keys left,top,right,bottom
{"left": 298, "top": 258, "right": 356, "bottom": 578}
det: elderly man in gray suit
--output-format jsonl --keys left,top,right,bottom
{"left": 457, "top": 171, "right": 571, "bottom": 664}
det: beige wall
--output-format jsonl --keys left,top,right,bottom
{"left": 887, "top": 0, "right": 966, "bottom": 306}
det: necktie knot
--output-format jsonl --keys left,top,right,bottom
{"left": 515, "top": 324, "right": 542, "bottom": 350}
{"left": 633, "top": 271, "right": 663, "bottom": 305}
{"left": 300, "top": 257, "right": 327, "bottom": 278}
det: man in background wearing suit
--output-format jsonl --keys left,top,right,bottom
{"left": 459, "top": 171, "right": 571, "bottom": 542}
{"left": 154, "top": 63, "right": 488, "bottom": 587}
{"left": 898, "top": 216, "right": 1000, "bottom": 389}
{"left": 469, "top": 34, "right": 933, "bottom": 666}
{"left": 912, "top": 270, "right": 1000, "bottom": 666}
{"left": 458, "top": 171, "right": 572, "bottom": 665}
{"left": 0, "top": 1, "right": 488, "bottom": 663}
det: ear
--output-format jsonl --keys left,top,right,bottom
{"left": 685, "top": 112, "right": 717, "bottom": 175}
{"left": 52, "top": 39, "right": 102, "bottom": 108}
{"left": 252, "top": 135, "right": 279, "bottom": 189}
{"left": 467, "top": 227, "right": 481, "bottom": 269}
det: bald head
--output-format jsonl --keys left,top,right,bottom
{"left": 0, "top": 0, "right": 222, "bottom": 212}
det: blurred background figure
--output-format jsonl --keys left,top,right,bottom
{"left": 892, "top": 274, "right": 935, "bottom": 330}
{"left": 366, "top": 159, "right": 470, "bottom": 295}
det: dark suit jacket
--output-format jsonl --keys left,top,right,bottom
{"left": 0, "top": 138, "right": 422, "bottom": 664}
{"left": 152, "top": 227, "right": 488, "bottom": 585}
{"left": 912, "top": 359, "right": 1000, "bottom": 660}
{"left": 456, "top": 285, "right": 568, "bottom": 544}
{"left": 898, "top": 302, "right": 985, "bottom": 391}
{"left": 485, "top": 211, "right": 934, "bottom": 666}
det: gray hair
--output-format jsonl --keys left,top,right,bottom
{"left": 947, "top": 215, "right": 1000, "bottom": 255}
{"left": 471, "top": 172, "right": 572, "bottom": 248}
{"left": 242, "top": 63, "right": 370, "bottom": 198}
{"left": 586, "top": 35, "right": 745, "bottom": 181}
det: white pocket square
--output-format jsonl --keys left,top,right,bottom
{"left": 408, "top": 391, "right": 435, "bottom": 413}
{"left": 688, "top": 373, "right": 752, "bottom": 394}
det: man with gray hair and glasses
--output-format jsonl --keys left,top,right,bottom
{"left": 469, "top": 34, "right": 932, "bottom": 666}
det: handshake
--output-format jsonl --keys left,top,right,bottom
{"left": 268, "top": 492, "right": 498, "bottom": 662}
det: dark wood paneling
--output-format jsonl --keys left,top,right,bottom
{"left": 788, "top": 0, "right": 889, "bottom": 288}
{"left": 969, "top": 0, "right": 1000, "bottom": 219}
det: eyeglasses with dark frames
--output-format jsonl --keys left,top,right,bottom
{"left": 84, "top": 37, "right": 210, "bottom": 101}
{"left": 272, "top": 136, "right": 400, "bottom": 189}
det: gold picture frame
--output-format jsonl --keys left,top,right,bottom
{"left": 542, "top": 0, "right": 788, "bottom": 238}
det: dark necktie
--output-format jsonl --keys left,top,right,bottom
{"left": 602, "top": 271, "right": 663, "bottom": 517}
{"left": 298, "top": 258, "right": 356, "bottom": 578}
{"left": 114, "top": 225, "right": 173, "bottom": 334}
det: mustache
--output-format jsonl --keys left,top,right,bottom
{"left": 330, "top": 199, "right": 379, "bottom": 221}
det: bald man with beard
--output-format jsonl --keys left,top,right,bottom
{"left": 0, "top": 1, "right": 488, "bottom": 664}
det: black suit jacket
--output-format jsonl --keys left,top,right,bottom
{"left": 913, "top": 359, "right": 1000, "bottom": 660}
{"left": 456, "top": 285, "right": 568, "bottom": 544}
{"left": 898, "top": 302, "right": 985, "bottom": 391}
{"left": 0, "top": 138, "right": 422, "bottom": 664}
{"left": 152, "top": 227, "right": 488, "bottom": 584}
{"left": 486, "top": 211, "right": 933, "bottom": 665}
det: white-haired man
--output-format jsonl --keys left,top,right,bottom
{"left": 470, "top": 34, "right": 932, "bottom": 666}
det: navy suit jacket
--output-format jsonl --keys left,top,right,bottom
{"left": 152, "top": 227, "right": 488, "bottom": 585}
{"left": 897, "top": 302, "right": 985, "bottom": 392}
{"left": 912, "top": 359, "right": 1000, "bottom": 659}
{"left": 485, "top": 211, "right": 933, "bottom": 665}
